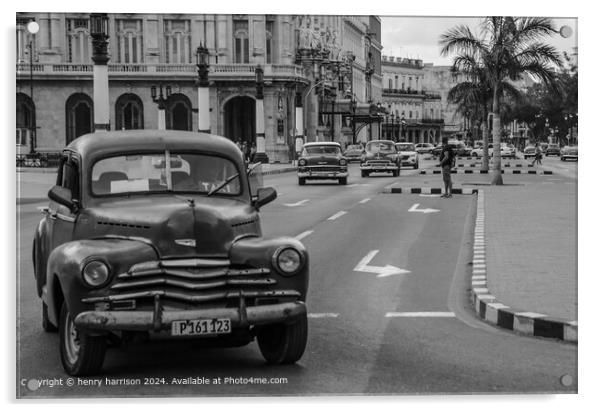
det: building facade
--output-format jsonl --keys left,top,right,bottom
{"left": 16, "top": 13, "right": 381, "bottom": 162}
{"left": 380, "top": 55, "right": 444, "bottom": 144}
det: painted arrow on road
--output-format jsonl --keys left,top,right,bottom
{"left": 354, "top": 250, "right": 411, "bottom": 278}
{"left": 408, "top": 203, "right": 440, "bottom": 214}
{"left": 283, "top": 199, "right": 310, "bottom": 207}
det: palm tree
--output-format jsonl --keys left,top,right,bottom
{"left": 440, "top": 17, "right": 561, "bottom": 184}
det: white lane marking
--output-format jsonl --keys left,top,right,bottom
{"left": 294, "top": 230, "right": 314, "bottom": 241}
{"left": 359, "top": 198, "right": 371, "bottom": 204}
{"left": 408, "top": 203, "right": 440, "bottom": 214}
{"left": 385, "top": 312, "right": 455, "bottom": 318}
{"left": 419, "top": 194, "right": 440, "bottom": 197}
{"left": 354, "top": 250, "right": 410, "bottom": 278}
{"left": 307, "top": 313, "right": 340, "bottom": 318}
{"left": 327, "top": 211, "right": 347, "bottom": 221}
{"left": 283, "top": 199, "right": 310, "bottom": 207}
{"left": 346, "top": 183, "right": 359, "bottom": 188}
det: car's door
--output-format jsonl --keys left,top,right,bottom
{"left": 49, "top": 152, "right": 80, "bottom": 251}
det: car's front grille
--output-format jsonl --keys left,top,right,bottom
{"left": 82, "top": 259, "right": 300, "bottom": 307}
{"left": 366, "top": 160, "right": 394, "bottom": 165}
{"left": 303, "top": 166, "right": 343, "bottom": 172}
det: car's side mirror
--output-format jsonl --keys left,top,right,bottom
{"left": 254, "top": 187, "right": 277, "bottom": 210}
{"left": 48, "top": 185, "right": 77, "bottom": 212}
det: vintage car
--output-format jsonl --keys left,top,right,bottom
{"left": 471, "top": 144, "right": 493, "bottom": 158}
{"left": 523, "top": 145, "right": 536, "bottom": 159}
{"left": 297, "top": 142, "right": 348, "bottom": 185}
{"left": 415, "top": 143, "right": 434, "bottom": 154}
{"left": 343, "top": 144, "right": 364, "bottom": 162}
{"left": 360, "top": 140, "right": 400, "bottom": 177}
{"left": 546, "top": 143, "right": 561, "bottom": 156}
{"left": 33, "top": 130, "right": 309, "bottom": 376}
{"left": 560, "top": 145, "right": 578, "bottom": 161}
{"left": 395, "top": 142, "right": 419, "bottom": 169}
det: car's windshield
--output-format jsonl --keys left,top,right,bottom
{"left": 303, "top": 145, "right": 342, "bottom": 156}
{"left": 91, "top": 152, "right": 241, "bottom": 196}
{"left": 346, "top": 145, "right": 362, "bottom": 152}
{"left": 366, "top": 141, "right": 395, "bottom": 152}
{"left": 396, "top": 143, "right": 415, "bottom": 151}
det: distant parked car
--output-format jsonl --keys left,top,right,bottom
{"left": 523, "top": 145, "right": 536, "bottom": 159}
{"left": 500, "top": 143, "right": 516, "bottom": 158}
{"left": 546, "top": 143, "right": 561, "bottom": 156}
{"left": 415, "top": 143, "right": 434, "bottom": 154}
{"left": 560, "top": 145, "right": 578, "bottom": 161}
{"left": 471, "top": 144, "right": 493, "bottom": 158}
{"left": 431, "top": 144, "right": 443, "bottom": 157}
{"left": 297, "top": 142, "right": 348, "bottom": 185}
{"left": 395, "top": 142, "right": 419, "bottom": 169}
{"left": 343, "top": 144, "right": 364, "bottom": 162}
{"left": 360, "top": 140, "right": 400, "bottom": 177}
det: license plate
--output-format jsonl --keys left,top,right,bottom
{"left": 171, "top": 318, "right": 231, "bottom": 336}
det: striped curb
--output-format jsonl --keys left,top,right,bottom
{"left": 454, "top": 164, "right": 534, "bottom": 168}
{"left": 419, "top": 169, "right": 552, "bottom": 175}
{"left": 470, "top": 189, "right": 577, "bottom": 343}
{"left": 383, "top": 187, "right": 478, "bottom": 195}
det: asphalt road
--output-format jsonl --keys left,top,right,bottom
{"left": 16, "top": 159, "right": 577, "bottom": 398}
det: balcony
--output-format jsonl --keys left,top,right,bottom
{"left": 382, "top": 88, "right": 441, "bottom": 99}
{"left": 16, "top": 63, "right": 307, "bottom": 83}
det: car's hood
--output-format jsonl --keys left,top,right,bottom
{"left": 75, "top": 195, "right": 260, "bottom": 258}
{"left": 397, "top": 151, "right": 417, "bottom": 156}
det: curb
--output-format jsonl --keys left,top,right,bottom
{"left": 17, "top": 197, "right": 47, "bottom": 205}
{"left": 470, "top": 190, "right": 577, "bottom": 343}
{"left": 454, "top": 164, "right": 534, "bottom": 168}
{"left": 16, "top": 167, "right": 57, "bottom": 174}
{"left": 420, "top": 170, "right": 552, "bottom": 175}
{"left": 383, "top": 187, "right": 478, "bottom": 195}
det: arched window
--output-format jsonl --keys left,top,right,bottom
{"left": 16, "top": 93, "right": 34, "bottom": 146}
{"left": 166, "top": 93, "right": 192, "bottom": 131}
{"left": 115, "top": 93, "right": 144, "bottom": 130}
{"left": 65, "top": 93, "right": 93, "bottom": 144}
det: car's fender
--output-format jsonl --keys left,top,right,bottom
{"left": 44, "top": 237, "right": 158, "bottom": 326}
{"left": 230, "top": 236, "right": 309, "bottom": 300}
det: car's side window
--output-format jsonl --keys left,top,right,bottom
{"left": 60, "top": 157, "right": 80, "bottom": 200}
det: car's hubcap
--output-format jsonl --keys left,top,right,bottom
{"left": 64, "top": 313, "right": 81, "bottom": 364}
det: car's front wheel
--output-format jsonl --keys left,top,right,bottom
{"left": 298, "top": 177, "right": 306, "bottom": 186}
{"left": 338, "top": 177, "right": 347, "bottom": 185}
{"left": 361, "top": 170, "right": 369, "bottom": 178}
{"left": 42, "top": 302, "right": 58, "bottom": 332}
{"left": 256, "top": 316, "right": 308, "bottom": 364}
{"left": 59, "top": 302, "right": 106, "bottom": 376}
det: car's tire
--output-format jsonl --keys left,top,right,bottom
{"left": 42, "top": 301, "right": 58, "bottom": 333}
{"left": 414, "top": 163, "right": 419, "bottom": 169}
{"left": 59, "top": 302, "right": 106, "bottom": 376}
{"left": 298, "top": 177, "right": 306, "bottom": 186}
{"left": 392, "top": 169, "right": 400, "bottom": 177}
{"left": 256, "top": 316, "right": 308, "bottom": 365}
{"left": 361, "top": 170, "right": 369, "bottom": 178}
{"left": 338, "top": 177, "right": 347, "bottom": 185}
{"left": 561, "top": 157, "right": 565, "bottom": 161}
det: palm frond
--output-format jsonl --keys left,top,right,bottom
{"left": 439, "top": 25, "right": 487, "bottom": 58}
{"left": 514, "top": 17, "right": 557, "bottom": 44}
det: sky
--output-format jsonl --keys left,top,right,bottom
{"left": 380, "top": 16, "right": 578, "bottom": 66}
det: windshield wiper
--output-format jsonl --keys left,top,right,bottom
{"left": 207, "top": 173, "right": 240, "bottom": 197}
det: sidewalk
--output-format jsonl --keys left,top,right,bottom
{"left": 15, "top": 162, "right": 298, "bottom": 204}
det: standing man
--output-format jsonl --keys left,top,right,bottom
{"left": 438, "top": 136, "right": 455, "bottom": 198}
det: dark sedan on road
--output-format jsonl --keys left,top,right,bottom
{"left": 297, "top": 142, "right": 348, "bottom": 185}
{"left": 343, "top": 144, "right": 364, "bottom": 162}
{"left": 546, "top": 143, "right": 561, "bottom": 156}
{"left": 33, "top": 130, "right": 309, "bottom": 375}
{"left": 360, "top": 140, "right": 400, "bottom": 177}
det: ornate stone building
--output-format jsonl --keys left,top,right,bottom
{"left": 380, "top": 55, "right": 444, "bottom": 144}
{"left": 16, "top": 13, "right": 381, "bottom": 162}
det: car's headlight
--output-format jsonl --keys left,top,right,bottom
{"left": 82, "top": 259, "right": 111, "bottom": 287}
{"left": 298, "top": 159, "right": 306, "bottom": 166}
{"left": 272, "top": 247, "right": 303, "bottom": 276}
{"left": 339, "top": 158, "right": 347, "bottom": 166}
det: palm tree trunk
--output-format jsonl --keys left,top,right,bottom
{"left": 491, "top": 85, "right": 504, "bottom": 185}
{"left": 480, "top": 106, "right": 489, "bottom": 172}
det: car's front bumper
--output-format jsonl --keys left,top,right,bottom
{"left": 399, "top": 158, "right": 418, "bottom": 166}
{"left": 74, "top": 300, "right": 307, "bottom": 332}
{"left": 297, "top": 168, "right": 348, "bottom": 178}
{"left": 360, "top": 163, "right": 398, "bottom": 171}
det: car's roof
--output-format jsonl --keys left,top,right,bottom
{"left": 367, "top": 140, "right": 395, "bottom": 144}
{"left": 66, "top": 130, "right": 242, "bottom": 162}
{"left": 304, "top": 142, "right": 341, "bottom": 147}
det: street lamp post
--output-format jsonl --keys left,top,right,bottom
{"left": 196, "top": 42, "right": 211, "bottom": 133}
{"left": 254, "top": 65, "right": 269, "bottom": 163}
{"left": 401, "top": 116, "right": 406, "bottom": 141}
{"left": 395, "top": 115, "right": 401, "bottom": 142}
{"left": 151, "top": 85, "right": 171, "bottom": 130}
{"left": 26, "top": 21, "right": 39, "bottom": 154}
{"left": 90, "top": 13, "right": 110, "bottom": 132}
